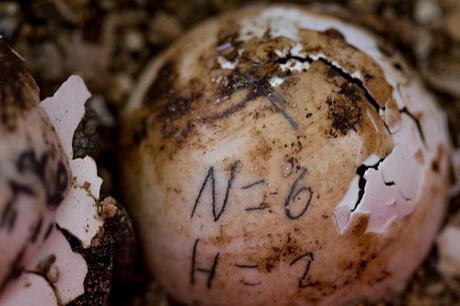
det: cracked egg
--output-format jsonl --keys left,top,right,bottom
{"left": 0, "top": 41, "right": 114, "bottom": 306}
{"left": 122, "top": 5, "right": 452, "bottom": 306}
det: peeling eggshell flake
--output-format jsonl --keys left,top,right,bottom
{"left": 122, "top": 6, "right": 452, "bottom": 306}
{"left": 40, "top": 75, "right": 90, "bottom": 158}
{"left": 0, "top": 42, "right": 108, "bottom": 306}
{"left": 41, "top": 76, "right": 104, "bottom": 248}
{"left": 56, "top": 155, "right": 103, "bottom": 248}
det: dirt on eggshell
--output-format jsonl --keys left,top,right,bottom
{"left": 120, "top": 5, "right": 452, "bottom": 306}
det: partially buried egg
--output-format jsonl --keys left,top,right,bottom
{"left": 122, "top": 5, "right": 453, "bottom": 306}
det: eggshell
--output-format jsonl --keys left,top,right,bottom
{"left": 122, "top": 6, "right": 452, "bottom": 306}
{"left": 41, "top": 76, "right": 104, "bottom": 248}
{"left": 0, "top": 41, "right": 109, "bottom": 305}
{"left": 0, "top": 40, "right": 70, "bottom": 291}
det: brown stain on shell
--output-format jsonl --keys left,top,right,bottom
{"left": 124, "top": 11, "right": 398, "bottom": 166}
{"left": 325, "top": 79, "right": 364, "bottom": 137}
{"left": 121, "top": 10, "right": 403, "bottom": 188}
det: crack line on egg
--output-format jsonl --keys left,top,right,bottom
{"left": 274, "top": 52, "right": 394, "bottom": 137}
{"left": 399, "top": 107, "right": 427, "bottom": 145}
{"left": 379, "top": 171, "right": 412, "bottom": 202}
{"left": 347, "top": 156, "right": 413, "bottom": 217}
{"left": 351, "top": 158, "right": 385, "bottom": 212}
{"left": 275, "top": 54, "right": 384, "bottom": 113}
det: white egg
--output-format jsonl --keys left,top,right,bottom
{"left": 122, "top": 5, "right": 452, "bottom": 306}
{"left": 0, "top": 40, "right": 70, "bottom": 289}
{"left": 0, "top": 41, "right": 110, "bottom": 306}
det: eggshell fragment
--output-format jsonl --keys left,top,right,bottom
{"left": 41, "top": 76, "right": 104, "bottom": 248}
{"left": 40, "top": 75, "right": 90, "bottom": 158}
{"left": 56, "top": 158, "right": 103, "bottom": 248}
